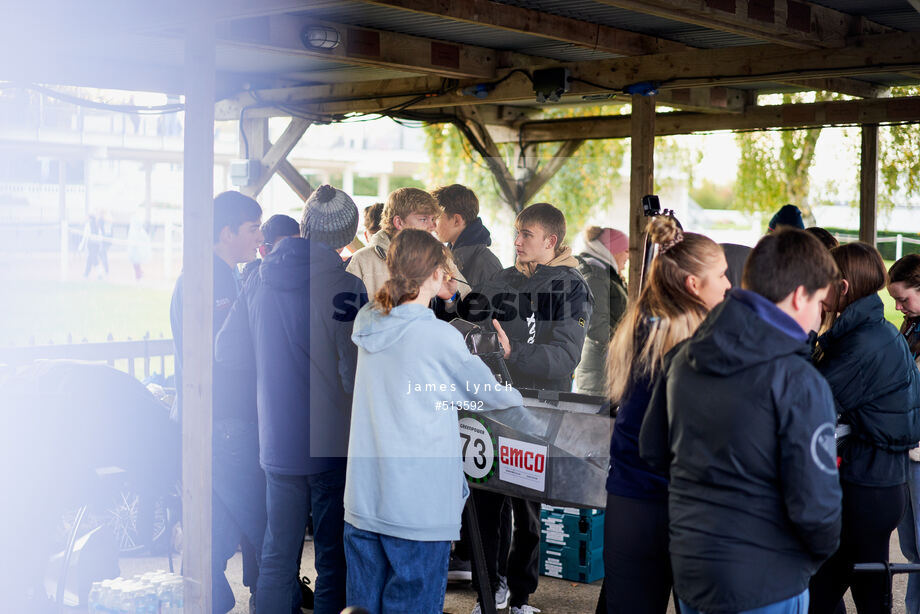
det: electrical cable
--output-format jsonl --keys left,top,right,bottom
{"left": 3, "top": 82, "right": 185, "bottom": 114}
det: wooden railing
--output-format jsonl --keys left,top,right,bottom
{"left": 0, "top": 335, "right": 174, "bottom": 380}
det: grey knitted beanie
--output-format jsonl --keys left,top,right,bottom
{"left": 300, "top": 184, "right": 359, "bottom": 249}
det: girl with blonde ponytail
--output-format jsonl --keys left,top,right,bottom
{"left": 345, "top": 229, "right": 523, "bottom": 613}
{"left": 602, "top": 215, "right": 730, "bottom": 614}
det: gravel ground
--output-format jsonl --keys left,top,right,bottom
{"left": 118, "top": 530, "right": 912, "bottom": 614}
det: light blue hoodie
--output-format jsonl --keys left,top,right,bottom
{"left": 345, "top": 302, "right": 523, "bottom": 541}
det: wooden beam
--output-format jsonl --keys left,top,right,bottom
{"left": 859, "top": 124, "right": 878, "bottom": 246}
{"left": 357, "top": 0, "right": 687, "bottom": 56}
{"left": 241, "top": 117, "right": 311, "bottom": 198}
{"left": 520, "top": 140, "right": 586, "bottom": 204}
{"left": 590, "top": 0, "right": 889, "bottom": 49}
{"left": 512, "top": 96, "right": 920, "bottom": 143}
{"left": 455, "top": 107, "right": 519, "bottom": 208}
{"left": 277, "top": 159, "right": 314, "bottom": 201}
{"left": 219, "top": 14, "right": 506, "bottom": 80}
{"left": 216, "top": 30, "right": 920, "bottom": 121}
{"left": 629, "top": 95, "right": 655, "bottom": 300}
{"left": 181, "top": 8, "right": 215, "bottom": 614}
{"left": 355, "top": 0, "right": 879, "bottom": 98}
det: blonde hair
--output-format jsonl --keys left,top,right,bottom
{"left": 606, "top": 216, "right": 724, "bottom": 401}
{"left": 374, "top": 229, "right": 451, "bottom": 315}
{"left": 381, "top": 187, "right": 441, "bottom": 236}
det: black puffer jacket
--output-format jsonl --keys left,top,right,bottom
{"left": 450, "top": 217, "right": 503, "bottom": 291}
{"left": 460, "top": 260, "right": 592, "bottom": 391}
{"left": 815, "top": 293, "right": 920, "bottom": 487}
{"left": 639, "top": 289, "right": 842, "bottom": 612}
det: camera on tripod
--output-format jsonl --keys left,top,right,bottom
{"left": 638, "top": 194, "right": 682, "bottom": 291}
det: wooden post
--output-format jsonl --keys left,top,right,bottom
{"left": 859, "top": 124, "right": 878, "bottom": 247}
{"left": 628, "top": 95, "right": 655, "bottom": 300}
{"left": 59, "top": 159, "right": 68, "bottom": 281}
{"left": 182, "top": 7, "right": 216, "bottom": 614}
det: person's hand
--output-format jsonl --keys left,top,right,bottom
{"left": 493, "top": 319, "right": 511, "bottom": 359}
{"left": 437, "top": 271, "right": 459, "bottom": 301}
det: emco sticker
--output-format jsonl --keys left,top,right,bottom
{"left": 498, "top": 436, "right": 547, "bottom": 492}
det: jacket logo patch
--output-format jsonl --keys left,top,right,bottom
{"left": 578, "top": 318, "right": 585, "bottom": 328}
{"left": 526, "top": 314, "right": 536, "bottom": 344}
{"left": 810, "top": 422, "right": 838, "bottom": 475}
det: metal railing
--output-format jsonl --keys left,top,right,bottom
{"left": 0, "top": 334, "right": 174, "bottom": 380}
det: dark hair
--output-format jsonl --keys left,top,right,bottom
{"left": 743, "top": 229, "right": 838, "bottom": 302}
{"left": 805, "top": 227, "right": 839, "bottom": 250}
{"left": 889, "top": 254, "right": 920, "bottom": 290}
{"left": 432, "top": 184, "right": 479, "bottom": 223}
{"left": 374, "top": 229, "right": 451, "bottom": 315}
{"left": 261, "top": 214, "right": 299, "bottom": 247}
{"left": 829, "top": 242, "right": 886, "bottom": 310}
{"left": 516, "top": 203, "right": 566, "bottom": 255}
{"left": 364, "top": 202, "right": 384, "bottom": 235}
{"left": 214, "top": 191, "right": 262, "bottom": 244}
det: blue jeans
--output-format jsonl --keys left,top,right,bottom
{"left": 256, "top": 468, "right": 347, "bottom": 614}
{"left": 899, "top": 461, "right": 920, "bottom": 614}
{"left": 212, "top": 418, "right": 267, "bottom": 614}
{"left": 679, "top": 589, "right": 809, "bottom": 614}
{"left": 344, "top": 522, "right": 450, "bottom": 614}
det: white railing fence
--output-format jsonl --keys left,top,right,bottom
{"left": 0, "top": 333, "right": 174, "bottom": 381}
{"left": 833, "top": 233, "right": 920, "bottom": 260}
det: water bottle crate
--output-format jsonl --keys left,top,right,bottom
{"left": 540, "top": 542, "right": 604, "bottom": 584}
{"left": 540, "top": 509, "right": 604, "bottom": 551}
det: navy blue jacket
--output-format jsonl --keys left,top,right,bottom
{"left": 215, "top": 238, "right": 367, "bottom": 475}
{"left": 816, "top": 293, "right": 920, "bottom": 487}
{"left": 170, "top": 254, "right": 256, "bottom": 423}
{"left": 639, "top": 290, "right": 842, "bottom": 613}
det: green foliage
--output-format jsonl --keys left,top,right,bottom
{"left": 389, "top": 175, "right": 426, "bottom": 190}
{"left": 353, "top": 175, "right": 379, "bottom": 196}
{"left": 880, "top": 87, "right": 920, "bottom": 204}
{"left": 424, "top": 104, "right": 701, "bottom": 232}
{"left": 734, "top": 92, "right": 832, "bottom": 219}
{"left": 690, "top": 179, "right": 734, "bottom": 210}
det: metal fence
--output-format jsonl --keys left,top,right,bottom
{"left": 0, "top": 334, "right": 174, "bottom": 380}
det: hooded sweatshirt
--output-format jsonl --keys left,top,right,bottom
{"left": 345, "top": 302, "right": 523, "bottom": 541}
{"left": 215, "top": 238, "right": 367, "bottom": 475}
{"left": 639, "top": 289, "right": 842, "bottom": 612}
{"left": 462, "top": 247, "right": 593, "bottom": 391}
{"left": 450, "top": 217, "right": 503, "bottom": 290}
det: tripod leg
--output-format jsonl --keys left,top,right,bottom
{"left": 465, "top": 494, "right": 497, "bottom": 614}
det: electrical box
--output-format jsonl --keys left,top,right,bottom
{"left": 230, "top": 159, "right": 260, "bottom": 187}
{"left": 533, "top": 68, "right": 571, "bottom": 104}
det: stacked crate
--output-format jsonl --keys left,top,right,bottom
{"left": 539, "top": 505, "right": 604, "bottom": 583}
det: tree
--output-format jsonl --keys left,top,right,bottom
{"left": 880, "top": 86, "right": 920, "bottom": 206}
{"left": 734, "top": 92, "right": 833, "bottom": 222}
{"left": 424, "top": 103, "right": 697, "bottom": 232}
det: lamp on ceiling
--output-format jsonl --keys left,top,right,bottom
{"left": 301, "top": 25, "right": 342, "bottom": 50}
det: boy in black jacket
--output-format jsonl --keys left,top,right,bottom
{"left": 639, "top": 229, "right": 842, "bottom": 614}
{"left": 462, "top": 203, "right": 593, "bottom": 614}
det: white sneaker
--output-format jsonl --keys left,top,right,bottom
{"left": 510, "top": 606, "right": 541, "bottom": 614}
{"left": 495, "top": 575, "right": 509, "bottom": 610}
{"left": 471, "top": 581, "right": 510, "bottom": 614}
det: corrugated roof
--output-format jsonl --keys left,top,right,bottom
{"left": 808, "top": 0, "right": 920, "bottom": 31}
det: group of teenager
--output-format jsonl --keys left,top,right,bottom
{"left": 171, "top": 183, "right": 920, "bottom": 614}
{"left": 606, "top": 208, "right": 920, "bottom": 614}
{"left": 171, "top": 183, "right": 606, "bottom": 614}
